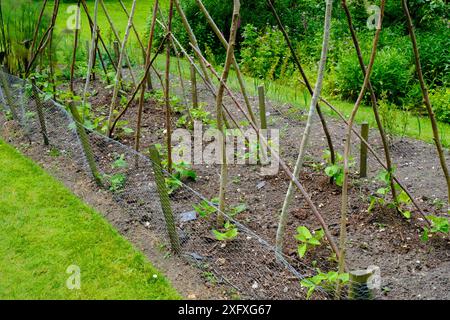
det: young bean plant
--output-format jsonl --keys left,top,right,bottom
{"left": 421, "top": 215, "right": 449, "bottom": 242}
{"left": 295, "top": 226, "right": 325, "bottom": 259}
{"left": 212, "top": 220, "right": 239, "bottom": 241}
{"left": 369, "top": 169, "right": 412, "bottom": 219}
{"left": 301, "top": 270, "right": 349, "bottom": 299}
{"left": 323, "top": 150, "right": 354, "bottom": 187}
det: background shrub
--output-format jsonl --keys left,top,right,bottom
{"left": 430, "top": 88, "right": 450, "bottom": 124}
{"left": 335, "top": 46, "right": 414, "bottom": 105}
{"left": 240, "top": 25, "right": 293, "bottom": 80}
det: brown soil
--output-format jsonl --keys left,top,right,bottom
{"left": 2, "top": 74, "right": 449, "bottom": 300}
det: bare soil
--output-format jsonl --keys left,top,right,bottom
{"left": 2, "top": 73, "right": 449, "bottom": 300}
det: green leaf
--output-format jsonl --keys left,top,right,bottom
{"left": 314, "top": 229, "right": 325, "bottom": 241}
{"left": 376, "top": 187, "right": 389, "bottom": 196}
{"left": 308, "top": 238, "right": 321, "bottom": 246}
{"left": 427, "top": 215, "right": 449, "bottom": 233}
{"left": 298, "top": 244, "right": 307, "bottom": 258}
{"left": 335, "top": 173, "right": 344, "bottom": 187}
{"left": 326, "top": 271, "right": 338, "bottom": 282}
{"left": 376, "top": 169, "right": 391, "bottom": 184}
{"left": 231, "top": 204, "right": 247, "bottom": 215}
{"left": 401, "top": 210, "right": 411, "bottom": 219}
{"left": 212, "top": 229, "right": 227, "bottom": 241}
{"left": 338, "top": 273, "right": 350, "bottom": 283}
{"left": 368, "top": 197, "right": 377, "bottom": 213}
{"left": 325, "top": 165, "right": 340, "bottom": 177}
{"left": 296, "top": 226, "right": 313, "bottom": 241}
{"left": 397, "top": 190, "right": 411, "bottom": 204}
{"left": 421, "top": 227, "right": 429, "bottom": 242}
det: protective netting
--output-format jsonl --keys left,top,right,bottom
{"left": 0, "top": 70, "right": 373, "bottom": 300}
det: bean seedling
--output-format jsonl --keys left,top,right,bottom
{"left": 295, "top": 226, "right": 324, "bottom": 259}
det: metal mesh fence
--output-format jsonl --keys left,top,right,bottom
{"left": 0, "top": 70, "right": 373, "bottom": 300}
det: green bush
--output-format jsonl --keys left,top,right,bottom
{"left": 158, "top": 0, "right": 325, "bottom": 61}
{"left": 416, "top": 31, "right": 450, "bottom": 87}
{"left": 335, "top": 46, "right": 414, "bottom": 104}
{"left": 240, "top": 24, "right": 293, "bottom": 80}
{"left": 430, "top": 88, "right": 450, "bottom": 124}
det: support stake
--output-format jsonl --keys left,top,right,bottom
{"left": 348, "top": 269, "right": 374, "bottom": 300}
{"left": 190, "top": 62, "right": 198, "bottom": 109}
{"left": 360, "top": 122, "right": 369, "bottom": 178}
{"left": 149, "top": 145, "right": 181, "bottom": 254}
{"left": 31, "top": 79, "right": 49, "bottom": 145}
{"left": 68, "top": 102, "right": 103, "bottom": 187}
{"left": 258, "top": 85, "right": 267, "bottom": 130}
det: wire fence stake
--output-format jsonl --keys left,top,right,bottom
{"left": 149, "top": 145, "right": 181, "bottom": 254}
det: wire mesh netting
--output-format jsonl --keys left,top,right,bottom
{"left": 0, "top": 70, "right": 377, "bottom": 300}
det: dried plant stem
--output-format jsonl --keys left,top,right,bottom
{"left": 402, "top": 0, "right": 450, "bottom": 210}
{"left": 215, "top": 0, "right": 240, "bottom": 226}
{"left": 165, "top": 0, "right": 174, "bottom": 172}
{"left": 337, "top": 0, "right": 386, "bottom": 297}
{"left": 341, "top": 0, "right": 398, "bottom": 206}
{"left": 135, "top": 0, "right": 159, "bottom": 154}
{"left": 266, "top": 0, "right": 336, "bottom": 167}
{"left": 106, "top": 0, "right": 137, "bottom": 137}
{"left": 99, "top": 0, "right": 136, "bottom": 86}
{"left": 82, "top": 0, "right": 99, "bottom": 106}
{"left": 69, "top": 0, "right": 81, "bottom": 93}
{"left": 195, "top": 0, "right": 257, "bottom": 125}
{"left": 276, "top": 0, "right": 334, "bottom": 255}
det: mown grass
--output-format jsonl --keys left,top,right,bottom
{"left": 0, "top": 140, "right": 180, "bottom": 299}
{"left": 54, "top": 0, "right": 449, "bottom": 147}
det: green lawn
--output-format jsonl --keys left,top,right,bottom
{"left": 0, "top": 140, "right": 180, "bottom": 299}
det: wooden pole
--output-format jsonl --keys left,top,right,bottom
{"left": 195, "top": 0, "right": 257, "bottom": 125}
{"left": 113, "top": 40, "right": 120, "bottom": 77}
{"left": 190, "top": 62, "right": 198, "bottom": 109}
{"left": 215, "top": 0, "right": 240, "bottom": 226}
{"left": 80, "top": 0, "right": 116, "bottom": 74}
{"left": 164, "top": 0, "right": 174, "bottom": 172}
{"left": 68, "top": 102, "right": 103, "bottom": 187}
{"left": 99, "top": 0, "right": 136, "bottom": 86}
{"left": 82, "top": 0, "right": 99, "bottom": 106}
{"left": 109, "top": 36, "right": 168, "bottom": 136}
{"left": 403, "top": 0, "right": 450, "bottom": 210}
{"left": 337, "top": 0, "right": 385, "bottom": 296}
{"left": 348, "top": 269, "right": 374, "bottom": 300}
{"left": 107, "top": 0, "right": 138, "bottom": 136}
{"left": 70, "top": 0, "right": 81, "bottom": 93}
{"left": 25, "top": 0, "right": 60, "bottom": 77}
{"left": 359, "top": 122, "right": 369, "bottom": 178}
{"left": 258, "top": 85, "right": 267, "bottom": 130}
{"left": 148, "top": 145, "right": 181, "bottom": 254}
{"left": 135, "top": 0, "right": 159, "bottom": 155}
{"left": 266, "top": 0, "right": 336, "bottom": 167}
{"left": 341, "top": 0, "right": 398, "bottom": 204}
{"left": 188, "top": 46, "right": 342, "bottom": 262}
{"left": 28, "top": 0, "right": 48, "bottom": 62}
{"left": 31, "top": 78, "right": 49, "bottom": 145}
